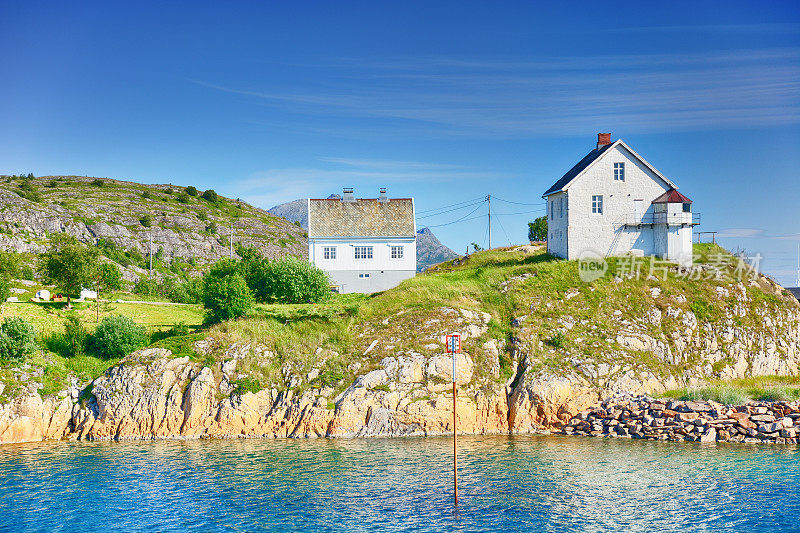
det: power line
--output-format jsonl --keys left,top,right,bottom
{"left": 416, "top": 196, "right": 485, "bottom": 214}
{"left": 493, "top": 196, "right": 546, "bottom": 206}
{"left": 495, "top": 214, "right": 513, "bottom": 247}
{"left": 417, "top": 199, "right": 486, "bottom": 219}
{"left": 492, "top": 208, "right": 546, "bottom": 216}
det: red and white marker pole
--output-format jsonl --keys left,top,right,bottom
{"left": 446, "top": 333, "right": 461, "bottom": 506}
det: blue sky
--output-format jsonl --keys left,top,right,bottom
{"left": 2, "top": 1, "right": 799, "bottom": 285}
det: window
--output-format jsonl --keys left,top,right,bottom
{"left": 614, "top": 162, "right": 625, "bottom": 181}
{"left": 354, "top": 246, "right": 373, "bottom": 260}
{"left": 549, "top": 201, "right": 554, "bottom": 219}
{"left": 591, "top": 195, "right": 603, "bottom": 214}
{"left": 358, "top": 273, "right": 370, "bottom": 278}
{"left": 391, "top": 245, "right": 403, "bottom": 259}
{"left": 682, "top": 203, "right": 691, "bottom": 213}
{"left": 323, "top": 246, "right": 336, "bottom": 260}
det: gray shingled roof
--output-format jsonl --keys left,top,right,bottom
{"left": 542, "top": 143, "right": 613, "bottom": 197}
{"left": 788, "top": 287, "right": 800, "bottom": 302}
{"left": 308, "top": 198, "right": 415, "bottom": 238}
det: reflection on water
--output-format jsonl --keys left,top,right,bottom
{"left": 0, "top": 436, "right": 798, "bottom": 532}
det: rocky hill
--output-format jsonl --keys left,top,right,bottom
{"left": 1, "top": 244, "right": 799, "bottom": 443}
{"left": 268, "top": 196, "right": 457, "bottom": 271}
{"left": 0, "top": 175, "right": 307, "bottom": 265}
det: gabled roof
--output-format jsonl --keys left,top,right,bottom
{"left": 307, "top": 198, "right": 415, "bottom": 238}
{"left": 542, "top": 139, "right": 678, "bottom": 197}
{"left": 652, "top": 189, "right": 692, "bottom": 204}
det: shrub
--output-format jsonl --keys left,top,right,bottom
{"left": 90, "top": 315, "right": 148, "bottom": 359}
{"left": 257, "top": 257, "right": 330, "bottom": 304}
{"left": 0, "top": 318, "right": 37, "bottom": 361}
{"left": 164, "top": 187, "right": 173, "bottom": 195}
{"left": 185, "top": 186, "right": 198, "bottom": 196}
{"left": 176, "top": 192, "right": 190, "bottom": 204}
{"left": 45, "top": 315, "right": 89, "bottom": 357}
{"left": 134, "top": 278, "right": 159, "bottom": 297}
{"left": 205, "top": 221, "right": 217, "bottom": 233}
{"left": 546, "top": 332, "right": 566, "bottom": 349}
{"left": 197, "top": 211, "right": 208, "bottom": 221}
{"left": 140, "top": 214, "right": 152, "bottom": 227}
{"left": 202, "top": 272, "right": 254, "bottom": 323}
{"left": 201, "top": 189, "right": 219, "bottom": 202}
{"left": 91, "top": 179, "right": 104, "bottom": 187}
{"left": 98, "top": 262, "right": 123, "bottom": 291}
{"left": 141, "top": 190, "right": 151, "bottom": 199}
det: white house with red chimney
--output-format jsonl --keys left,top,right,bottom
{"left": 542, "top": 133, "right": 698, "bottom": 266}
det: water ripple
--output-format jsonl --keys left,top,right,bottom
{"left": 0, "top": 436, "right": 797, "bottom": 532}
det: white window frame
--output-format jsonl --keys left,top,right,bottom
{"left": 390, "top": 245, "right": 403, "bottom": 259}
{"left": 323, "top": 246, "right": 336, "bottom": 260}
{"left": 354, "top": 246, "right": 373, "bottom": 260}
{"left": 614, "top": 162, "right": 625, "bottom": 181}
{"left": 591, "top": 195, "right": 603, "bottom": 214}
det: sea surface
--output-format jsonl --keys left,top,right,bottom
{"left": 0, "top": 435, "right": 798, "bottom": 532}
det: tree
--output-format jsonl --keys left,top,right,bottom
{"left": 39, "top": 234, "right": 99, "bottom": 297}
{"left": 97, "top": 263, "right": 122, "bottom": 291}
{"left": 185, "top": 186, "right": 198, "bottom": 196}
{"left": 140, "top": 214, "right": 152, "bottom": 227}
{"left": 257, "top": 257, "right": 329, "bottom": 304}
{"left": 202, "top": 272, "right": 254, "bottom": 323}
{"left": 528, "top": 216, "right": 548, "bottom": 242}
{"left": 201, "top": 189, "right": 219, "bottom": 202}
{"left": 0, "top": 277, "right": 9, "bottom": 303}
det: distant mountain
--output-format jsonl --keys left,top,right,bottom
{"left": 415, "top": 227, "right": 458, "bottom": 271}
{"left": 268, "top": 196, "right": 457, "bottom": 271}
{"left": 268, "top": 194, "right": 340, "bottom": 228}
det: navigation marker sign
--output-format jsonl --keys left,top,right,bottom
{"left": 445, "top": 333, "right": 461, "bottom": 505}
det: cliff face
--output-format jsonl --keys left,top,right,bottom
{"left": 2, "top": 294, "right": 799, "bottom": 443}
{"left": 2, "top": 247, "right": 799, "bottom": 444}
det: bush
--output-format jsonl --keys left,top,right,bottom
{"left": 140, "top": 214, "right": 152, "bottom": 227}
{"left": 176, "top": 192, "right": 190, "bottom": 204}
{"left": 45, "top": 316, "right": 89, "bottom": 357}
{"left": 0, "top": 318, "right": 37, "bottom": 361}
{"left": 91, "top": 179, "right": 104, "bottom": 187}
{"left": 206, "top": 221, "right": 217, "bottom": 234}
{"left": 90, "top": 315, "right": 148, "bottom": 359}
{"left": 201, "top": 189, "right": 219, "bottom": 202}
{"left": 134, "top": 278, "right": 159, "bottom": 297}
{"left": 185, "top": 186, "right": 198, "bottom": 197}
{"left": 141, "top": 190, "right": 152, "bottom": 199}
{"left": 257, "top": 257, "right": 329, "bottom": 304}
{"left": 202, "top": 272, "right": 254, "bottom": 323}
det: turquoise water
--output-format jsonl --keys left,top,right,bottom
{"left": 0, "top": 436, "right": 798, "bottom": 532}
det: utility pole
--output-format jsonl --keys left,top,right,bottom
{"left": 149, "top": 230, "right": 153, "bottom": 274}
{"left": 487, "top": 194, "right": 491, "bottom": 250}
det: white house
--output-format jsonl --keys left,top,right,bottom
{"left": 542, "top": 133, "right": 698, "bottom": 267}
{"left": 307, "top": 188, "right": 417, "bottom": 293}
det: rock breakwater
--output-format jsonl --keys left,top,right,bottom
{"left": 562, "top": 395, "right": 800, "bottom": 444}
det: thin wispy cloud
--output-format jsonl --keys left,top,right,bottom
{"left": 192, "top": 47, "right": 800, "bottom": 138}
{"left": 717, "top": 228, "right": 765, "bottom": 238}
{"left": 233, "top": 160, "right": 499, "bottom": 208}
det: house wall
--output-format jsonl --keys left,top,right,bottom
{"left": 308, "top": 237, "right": 416, "bottom": 293}
{"left": 561, "top": 144, "right": 672, "bottom": 259}
{"left": 546, "top": 192, "right": 568, "bottom": 258}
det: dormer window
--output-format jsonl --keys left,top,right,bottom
{"left": 614, "top": 162, "right": 625, "bottom": 181}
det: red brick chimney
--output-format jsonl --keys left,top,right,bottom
{"left": 597, "top": 133, "right": 612, "bottom": 149}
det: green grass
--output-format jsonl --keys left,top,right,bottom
{"left": 662, "top": 376, "right": 800, "bottom": 404}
